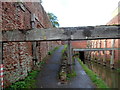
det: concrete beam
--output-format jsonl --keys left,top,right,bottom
{"left": 73, "top": 48, "right": 120, "bottom": 51}
{"left": 1, "top": 25, "right": 120, "bottom": 42}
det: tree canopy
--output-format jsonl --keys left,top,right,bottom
{"left": 48, "top": 13, "right": 60, "bottom": 27}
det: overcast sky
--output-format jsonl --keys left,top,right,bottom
{"left": 42, "top": 0, "right": 119, "bottom": 27}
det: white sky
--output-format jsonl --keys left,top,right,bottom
{"left": 42, "top": 0, "right": 120, "bottom": 27}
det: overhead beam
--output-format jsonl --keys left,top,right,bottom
{"left": 73, "top": 48, "right": 120, "bottom": 51}
{"left": 1, "top": 25, "right": 120, "bottom": 42}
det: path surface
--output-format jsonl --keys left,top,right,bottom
{"left": 36, "top": 46, "right": 95, "bottom": 88}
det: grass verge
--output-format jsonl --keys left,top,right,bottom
{"left": 77, "top": 58, "right": 109, "bottom": 88}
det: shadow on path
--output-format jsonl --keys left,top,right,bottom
{"left": 36, "top": 46, "right": 95, "bottom": 88}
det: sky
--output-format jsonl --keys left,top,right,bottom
{"left": 42, "top": 0, "right": 120, "bottom": 27}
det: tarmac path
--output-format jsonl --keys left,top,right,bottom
{"left": 36, "top": 46, "right": 95, "bottom": 88}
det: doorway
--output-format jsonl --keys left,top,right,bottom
{"left": 79, "top": 51, "right": 85, "bottom": 64}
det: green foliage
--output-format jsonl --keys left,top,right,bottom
{"left": 77, "top": 58, "right": 109, "bottom": 88}
{"left": 48, "top": 46, "right": 59, "bottom": 55}
{"left": 117, "top": 68, "right": 120, "bottom": 73}
{"left": 62, "top": 45, "right": 68, "bottom": 53}
{"left": 67, "top": 70, "right": 77, "bottom": 80}
{"left": 7, "top": 70, "right": 39, "bottom": 89}
{"left": 48, "top": 13, "right": 59, "bottom": 27}
{"left": 48, "top": 51, "right": 51, "bottom": 55}
{"left": 112, "top": 24, "right": 120, "bottom": 26}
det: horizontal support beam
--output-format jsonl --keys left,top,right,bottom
{"left": 1, "top": 25, "right": 120, "bottom": 42}
{"left": 73, "top": 48, "right": 120, "bottom": 51}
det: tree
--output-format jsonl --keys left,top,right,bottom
{"left": 48, "top": 13, "right": 60, "bottom": 27}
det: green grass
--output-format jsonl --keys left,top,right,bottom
{"left": 67, "top": 70, "right": 77, "bottom": 80}
{"left": 77, "top": 58, "right": 109, "bottom": 88}
{"left": 117, "top": 68, "right": 120, "bottom": 73}
{"left": 48, "top": 46, "right": 60, "bottom": 55}
{"left": 62, "top": 45, "right": 67, "bottom": 53}
{"left": 6, "top": 70, "right": 39, "bottom": 89}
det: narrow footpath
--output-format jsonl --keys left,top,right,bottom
{"left": 36, "top": 46, "right": 95, "bottom": 88}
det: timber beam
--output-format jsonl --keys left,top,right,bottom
{"left": 1, "top": 25, "right": 120, "bottom": 42}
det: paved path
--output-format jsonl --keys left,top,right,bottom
{"left": 36, "top": 46, "right": 95, "bottom": 88}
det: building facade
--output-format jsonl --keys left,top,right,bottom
{"left": 1, "top": 1, "right": 60, "bottom": 87}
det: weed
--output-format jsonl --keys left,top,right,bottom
{"left": 67, "top": 70, "right": 76, "bottom": 79}
{"left": 62, "top": 45, "right": 67, "bottom": 53}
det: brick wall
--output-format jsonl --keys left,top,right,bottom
{"left": 107, "top": 13, "right": 120, "bottom": 25}
{"left": 71, "top": 41, "right": 87, "bottom": 49}
{"left": 1, "top": 2, "right": 60, "bottom": 87}
{"left": 89, "top": 39, "right": 120, "bottom": 68}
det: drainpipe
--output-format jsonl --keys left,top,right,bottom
{"left": 31, "top": 13, "right": 36, "bottom": 29}
{"left": 110, "top": 39, "right": 115, "bottom": 69}
{"left": 31, "top": 13, "right": 38, "bottom": 65}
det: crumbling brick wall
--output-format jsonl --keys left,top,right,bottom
{"left": 1, "top": 2, "right": 60, "bottom": 87}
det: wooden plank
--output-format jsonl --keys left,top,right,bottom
{"left": 73, "top": 48, "right": 120, "bottom": 51}
{"left": 1, "top": 25, "right": 120, "bottom": 42}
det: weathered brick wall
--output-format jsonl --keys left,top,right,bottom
{"left": 1, "top": 2, "right": 59, "bottom": 87}
{"left": 3, "top": 42, "right": 33, "bottom": 86}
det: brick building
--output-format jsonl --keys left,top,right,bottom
{"left": 1, "top": 1, "right": 60, "bottom": 87}
{"left": 107, "top": 1, "right": 120, "bottom": 25}
{"left": 89, "top": 2, "right": 120, "bottom": 68}
{"left": 71, "top": 2, "right": 120, "bottom": 69}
